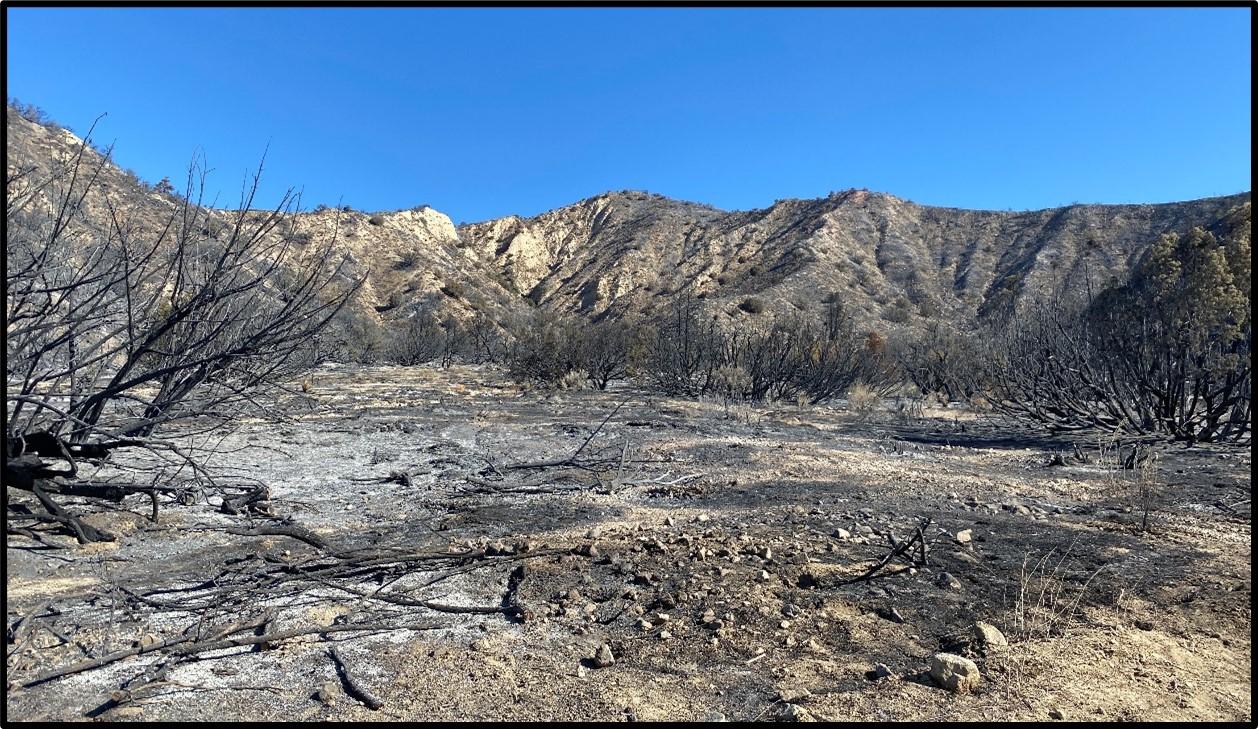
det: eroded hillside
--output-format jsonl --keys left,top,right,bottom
{"left": 8, "top": 106, "right": 1249, "bottom": 335}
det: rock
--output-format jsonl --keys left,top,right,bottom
{"left": 777, "top": 686, "right": 811, "bottom": 703}
{"left": 593, "top": 643, "right": 615, "bottom": 668}
{"left": 867, "top": 663, "right": 894, "bottom": 680}
{"left": 757, "top": 570, "right": 771, "bottom": 582}
{"left": 832, "top": 528, "right": 851, "bottom": 540}
{"left": 970, "top": 621, "right": 1008, "bottom": 650}
{"left": 783, "top": 703, "right": 816, "bottom": 722}
{"left": 315, "top": 681, "right": 339, "bottom": 705}
{"left": 876, "top": 606, "right": 906, "bottom": 623}
{"left": 929, "top": 652, "right": 980, "bottom": 693}
{"left": 704, "top": 711, "right": 728, "bottom": 721}
{"left": 955, "top": 529, "right": 972, "bottom": 544}
{"left": 935, "top": 571, "right": 962, "bottom": 589}
{"left": 1049, "top": 708, "right": 1065, "bottom": 720}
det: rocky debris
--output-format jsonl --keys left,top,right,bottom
{"left": 935, "top": 571, "right": 962, "bottom": 590}
{"left": 592, "top": 642, "right": 615, "bottom": 668}
{"left": 954, "top": 529, "right": 972, "bottom": 544}
{"left": 832, "top": 528, "right": 851, "bottom": 540}
{"left": 782, "top": 703, "right": 816, "bottom": 722}
{"left": 970, "top": 621, "right": 1008, "bottom": 651}
{"left": 867, "top": 663, "right": 895, "bottom": 681}
{"left": 929, "top": 652, "right": 980, "bottom": 693}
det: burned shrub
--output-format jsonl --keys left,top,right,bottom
{"left": 983, "top": 216, "right": 1251, "bottom": 443}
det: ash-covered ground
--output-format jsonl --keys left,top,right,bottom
{"left": 5, "top": 364, "right": 1251, "bottom": 721}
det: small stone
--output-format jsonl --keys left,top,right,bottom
{"left": 315, "top": 681, "right": 339, "bottom": 705}
{"left": 658, "top": 630, "right": 672, "bottom": 640}
{"left": 665, "top": 517, "right": 676, "bottom": 526}
{"left": 832, "top": 528, "right": 851, "bottom": 540}
{"left": 783, "top": 703, "right": 815, "bottom": 722}
{"left": 929, "top": 652, "right": 980, "bottom": 693}
{"left": 696, "top": 514, "right": 710, "bottom": 523}
{"left": 1049, "top": 708, "right": 1065, "bottom": 720}
{"left": 593, "top": 643, "right": 615, "bottom": 668}
{"left": 955, "top": 529, "right": 972, "bottom": 544}
{"left": 705, "top": 711, "right": 728, "bottom": 721}
{"left": 868, "top": 662, "right": 894, "bottom": 681}
{"left": 971, "top": 621, "right": 1008, "bottom": 651}
{"left": 876, "top": 607, "right": 906, "bottom": 624}
{"left": 757, "top": 570, "right": 771, "bottom": 582}
{"left": 777, "top": 686, "right": 811, "bottom": 703}
{"left": 935, "top": 572, "right": 962, "bottom": 590}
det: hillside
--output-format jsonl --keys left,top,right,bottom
{"left": 7, "top": 106, "right": 1249, "bottom": 336}
{"left": 459, "top": 188, "right": 1250, "bottom": 327}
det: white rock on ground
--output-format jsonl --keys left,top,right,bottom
{"left": 971, "top": 621, "right": 1008, "bottom": 650}
{"left": 929, "top": 652, "right": 980, "bottom": 693}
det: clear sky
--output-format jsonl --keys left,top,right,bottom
{"left": 5, "top": 6, "right": 1251, "bottom": 223}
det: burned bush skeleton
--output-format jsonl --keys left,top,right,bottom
{"left": 5, "top": 122, "right": 361, "bottom": 542}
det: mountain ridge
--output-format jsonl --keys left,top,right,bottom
{"left": 7, "top": 105, "right": 1250, "bottom": 339}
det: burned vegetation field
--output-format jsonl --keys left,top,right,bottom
{"left": 4, "top": 107, "right": 1253, "bottom": 722}
{"left": 5, "top": 364, "right": 1251, "bottom": 722}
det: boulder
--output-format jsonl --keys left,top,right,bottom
{"left": 929, "top": 652, "right": 980, "bottom": 693}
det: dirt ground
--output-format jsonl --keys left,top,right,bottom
{"left": 4, "top": 364, "right": 1252, "bottom": 721}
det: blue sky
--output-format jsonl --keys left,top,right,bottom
{"left": 6, "top": 7, "right": 1251, "bottom": 223}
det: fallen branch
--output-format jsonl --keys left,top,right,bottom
{"left": 834, "top": 518, "right": 932, "bottom": 586}
{"left": 329, "top": 646, "right": 384, "bottom": 710}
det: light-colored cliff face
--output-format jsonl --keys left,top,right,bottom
{"left": 9, "top": 105, "right": 1249, "bottom": 336}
